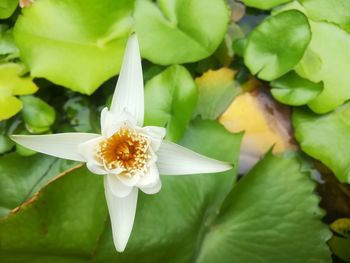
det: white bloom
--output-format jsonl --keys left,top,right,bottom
{"left": 11, "top": 34, "right": 232, "bottom": 252}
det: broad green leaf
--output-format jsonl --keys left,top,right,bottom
{"left": 0, "top": 119, "right": 242, "bottom": 262}
{"left": 14, "top": 0, "right": 134, "bottom": 94}
{"left": 0, "top": 63, "right": 38, "bottom": 121}
{"left": 196, "top": 153, "right": 331, "bottom": 263}
{"left": 0, "top": 0, "right": 17, "bottom": 19}
{"left": 244, "top": 10, "right": 311, "bottom": 81}
{"left": 134, "top": 0, "right": 229, "bottom": 64}
{"left": 21, "top": 95, "right": 56, "bottom": 133}
{"left": 144, "top": 65, "right": 197, "bottom": 142}
{"left": 296, "top": 20, "right": 350, "bottom": 113}
{"left": 0, "top": 153, "right": 78, "bottom": 217}
{"left": 293, "top": 104, "right": 350, "bottom": 183}
{"left": 271, "top": 71, "right": 323, "bottom": 106}
{"left": 0, "top": 166, "right": 107, "bottom": 261}
{"left": 241, "top": 0, "right": 292, "bottom": 10}
{"left": 299, "top": 0, "right": 350, "bottom": 32}
{"left": 194, "top": 68, "right": 241, "bottom": 120}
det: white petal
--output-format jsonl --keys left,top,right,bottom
{"left": 104, "top": 178, "right": 138, "bottom": 252}
{"left": 101, "top": 108, "right": 137, "bottom": 138}
{"left": 140, "top": 126, "right": 166, "bottom": 152}
{"left": 86, "top": 163, "right": 107, "bottom": 175}
{"left": 106, "top": 174, "right": 133, "bottom": 198}
{"left": 11, "top": 133, "right": 99, "bottom": 162}
{"left": 157, "top": 140, "right": 233, "bottom": 175}
{"left": 140, "top": 179, "right": 161, "bottom": 195}
{"left": 138, "top": 164, "right": 159, "bottom": 187}
{"left": 110, "top": 34, "right": 144, "bottom": 126}
{"left": 117, "top": 173, "right": 140, "bottom": 187}
{"left": 100, "top": 107, "right": 110, "bottom": 137}
{"left": 107, "top": 167, "right": 124, "bottom": 175}
{"left": 78, "top": 136, "right": 103, "bottom": 165}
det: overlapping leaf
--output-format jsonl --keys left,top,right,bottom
{"left": 134, "top": 0, "right": 229, "bottom": 64}
{"left": 244, "top": 10, "right": 311, "bottom": 81}
{"left": 271, "top": 71, "right": 323, "bottom": 106}
{"left": 241, "top": 0, "right": 292, "bottom": 10}
{"left": 144, "top": 65, "right": 197, "bottom": 142}
{"left": 293, "top": 103, "right": 350, "bottom": 183}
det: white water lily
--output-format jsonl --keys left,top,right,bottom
{"left": 11, "top": 34, "right": 232, "bottom": 252}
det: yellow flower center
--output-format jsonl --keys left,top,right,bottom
{"left": 97, "top": 127, "right": 150, "bottom": 176}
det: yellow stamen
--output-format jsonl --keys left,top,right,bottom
{"left": 97, "top": 127, "right": 150, "bottom": 176}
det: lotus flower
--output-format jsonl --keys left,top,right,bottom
{"left": 11, "top": 34, "right": 232, "bottom": 252}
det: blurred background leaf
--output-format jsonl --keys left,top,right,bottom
{"left": 13, "top": 0, "right": 134, "bottom": 94}
{"left": 0, "top": 63, "right": 38, "bottom": 121}
{"left": 0, "top": 0, "right": 18, "bottom": 19}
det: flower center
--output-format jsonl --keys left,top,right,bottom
{"left": 97, "top": 127, "right": 150, "bottom": 176}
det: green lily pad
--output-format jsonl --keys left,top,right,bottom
{"left": 14, "top": 0, "right": 134, "bottom": 94}
{"left": 195, "top": 152, "right": 331, "bottom": 262}
{"left": 0, "top": 0, "right": 17, "bottom": 19}
{"left": 241, "top": 0, "right": 292, "bottom": 10}
{"left": 293, "top": 104, "right": 350, "bottom": 183}
{"left": 271, "top": 71, "right": 323, "bottom": 106}
{"left": 0, "top": 153, "right": 78, "bottom": 217}
{"left": 134, "top": 0, "right": 229, "bottom": 64}
{"left": 299, "top": 0, "right": 350, "bottom": 32}
{"left": 244, "top": 10, "right": 311, "bottom": 81}
{"left": 0, "top": 165, "right": 107, "bottom": 261}
{"left": 144, "top": 65, "right": 198, "bottom": 142}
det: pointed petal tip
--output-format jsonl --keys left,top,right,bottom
{"left": 9, "top": 133, "right": 100, "bottom": 162}
{"left": 115, "top": 241, "right": 127, "bottom": 253}
{"left": 110, "top": 32, "right": 144, "bottom": 125}
{"left": 157, "top": 141, "right": 234, "bottom": 175}
{"left": 218, "top": 162, "right": 234, "bottom": 172}
{"left": 104, "top": 180, "right": 138, "bottom": 254}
